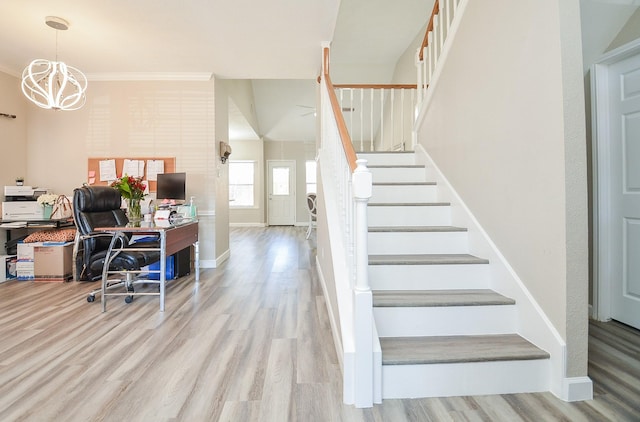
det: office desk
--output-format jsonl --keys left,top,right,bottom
{"left": 95, "top": 219, "right": 199, "bottom": 312}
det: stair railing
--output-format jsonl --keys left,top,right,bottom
{"left": 333, "top": 84, "right": 417, "bottom": 152}
{"left": 416, "top": 0, "right": 462, "bottom": 112}
{"left": 319, "top": 46, "right": 376, "bottom": 408}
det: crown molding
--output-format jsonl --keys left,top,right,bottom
{"left": 85, "top": 72, "right": 213, "bottom": 81}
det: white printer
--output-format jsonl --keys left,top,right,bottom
{"left": 2, "top": 186, "right": 49, "bottom": 220}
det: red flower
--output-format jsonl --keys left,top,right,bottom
{"left": 111, "top": 175, "right": 146, "bottom": 200}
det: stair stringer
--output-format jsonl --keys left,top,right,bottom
{"left": 412, "top": 143, "right": 593, "bottom": 402}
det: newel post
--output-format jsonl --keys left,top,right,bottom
{"left": 352, "top": 159, "right": 372, "bottom": 292}
{"left": 352, "top": 158, "right": 373, "bottom": 407}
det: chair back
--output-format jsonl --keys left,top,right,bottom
{"left": 306, "top": 193, "right": 317, "bottom": 219}
{"left": 73, "top": 186, "right": 129, "bottom": 258}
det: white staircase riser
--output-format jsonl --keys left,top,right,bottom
{"left": 374, "top": 305, "right": 516, "bottom": 337}
{"left": 370, "top": 167, "right": 427, "bottom": 183}
{"left": 371, "top": 185, "right": 438, "bottom": 203}
{"left": 369, "top": 264, "right": 491, "bottom": 290}
{"left": 368, "top": 231, "right": 468, "bottom": 255}
{"left": 360, "top": 153, "right": 416, "bottom": 166}
{"left": 368, "top": 206, "right": 451, "bottom": 227}
{"left": 381, "top": 359, "right": 549, "bottom": 399}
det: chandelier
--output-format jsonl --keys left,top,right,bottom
{"left": 21, "top": 16, "right": 87, "bottom": 111}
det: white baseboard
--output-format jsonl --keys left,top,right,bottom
{"left": 316, "top": 256, "right": 344, "bottom": 372}
{"left": 199, "top": 259, "right": 216, "bottom": 268}
{"left": 560, "top": 377, "right": 593, "bottom": 402}
{"left": 215, "top": 248, "right": 230, "bottom": 267}
{"left": 229, "top": 223, "right": 267, "bottom": 227}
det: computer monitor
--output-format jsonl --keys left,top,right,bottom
{"left": 156, "top": 172, "right": 186, "bottom": 202}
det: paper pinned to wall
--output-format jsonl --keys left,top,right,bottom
{"left": 122, "top": 159, "right": 146, "bottom": 178}
{"left": 99, "top": 159, "right": 117, "bottom": 181}
{"left": 147, "top": 160, "right": 165, "bottom": 181}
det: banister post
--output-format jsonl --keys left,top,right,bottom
{"left": 352, "top": 159, "right": 372, "bottom": 292}
{"left": 352, "top": 158, "right": 373, "bottom": 407}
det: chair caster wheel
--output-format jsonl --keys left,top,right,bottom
{"left": 125, "top": 295, "right": 133, "bottom": 304}
{"left": 87, "top": 295, "right": 95, "bottom": 303}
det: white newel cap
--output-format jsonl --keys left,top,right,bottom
{"left": 352, "top": 159, "right": 372, "bottom": 199}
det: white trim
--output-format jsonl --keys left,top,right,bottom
{"left": 216, "top": 248, "right": 230, "bottom": 267}
{"left": 197, "top": 248, "right": 230, "bottom": 269}
{"left": 316, "top": 255, "right": 344, "bottom": 372}
{"left": 229, "top": 223, "right": 267, "bottom": 227}
{"left": 591, "top": 38, "right": 640, "bottom": 322}
{"left": 199, "top": 259, "right": 217, "bottom": 268}
{"left": 86, "top": 72, "right": 213, "bottom": 81}
{"left": 561, "top": 377, "right": 594, "bottom": 402}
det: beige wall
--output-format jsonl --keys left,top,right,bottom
{"left": 16, "top": 77, "right": 226, "bottom": 265}
{"left": 214, "top": 78, "right": 230, "bottom": 262}
{"left": 0, "top": 72, "right": 29, "bottom": 249}
{"left": 229, "top": 139, "right": 266, "bottom": 225}
{"left": 264, "top": 140, "right": 316, "bottom": 225}
{"left": 417, "top": 0, "right": 588, "bottom": 376}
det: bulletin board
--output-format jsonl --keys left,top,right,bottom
{"left": 86, "top": 157, "right": 176, "bottom": 193}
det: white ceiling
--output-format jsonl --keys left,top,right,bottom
{"left": 0, "top": 0, "right": 433, "bottom": 142}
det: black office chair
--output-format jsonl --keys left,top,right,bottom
{"left": 73, "top": 185, "right": 160, "bottom": 305}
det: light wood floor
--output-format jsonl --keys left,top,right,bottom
{"left": 0, "top": 226, "right": 638, "bottom": 421}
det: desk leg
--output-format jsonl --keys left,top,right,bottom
{"left": 194, "top": 240, "right": 200, "bottom": 281}
{"left": 160, "top": 231, "right": 166, "bottom": 312}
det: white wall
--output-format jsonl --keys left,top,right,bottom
{"left": 416, "top": 0, "right": 588, "bottom": 376}
{"left": 21, "top": 78, "right": 226, "bottom": 266}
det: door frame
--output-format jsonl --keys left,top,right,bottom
{"left": 591, "top": 38, "right": 640, "bottom": 322}
{"left": 266, "top": 159, "right": 296, "bottom": 226}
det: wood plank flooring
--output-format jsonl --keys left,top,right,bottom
{"left": 0, "top": 226, "right": 637, "bottom": 421}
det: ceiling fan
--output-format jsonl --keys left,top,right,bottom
{"left": 297, "top": 104, "right": 354, "bottom": 117}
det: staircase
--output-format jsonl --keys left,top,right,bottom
{"left": 361, "top": 151, "right": 550, "bottom": 399}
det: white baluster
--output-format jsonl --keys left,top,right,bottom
{"left": 428, "top": 33, "right": 434, "bottom": 82}
{"left": 400, "top": 88, "right": 405, "bottom": 150}
{"left": 370, "top": 88, "right": 374, "bottom": 151}
{"left": 360, "top": 88, "right": 364, "bottom": 151}
{"left": 379, "top": 89, "right": 384, "bottom": 151}
{"left": 390, "top": 89, "right": 395, "bottom": 150}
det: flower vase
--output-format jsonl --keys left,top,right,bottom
{"left": 127, "top": 198, "right": 142, "bottom": 222}
{"left": 43, "top": 204, "right": 53, "bottom": 219}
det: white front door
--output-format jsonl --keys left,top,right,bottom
{"left": 608, "top": 51, "right": 640, "bottom": 329}
{"left": 267, "top": 160, "right": 296, "bottom": 225}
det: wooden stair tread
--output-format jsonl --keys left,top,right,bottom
{"left": 369, "top": 254, "right": 489, "bottom": 265}
{"left": 369, "top": 226, "right": 467, "bottom": 233}
{"left": 372, "top": 289, "right": 514, "bottom": 307}
{"left": 380, "top": 334, "right": 550, "bottom": 365}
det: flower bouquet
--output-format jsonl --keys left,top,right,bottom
{"left": 111, "top": 175, "right": 146, "bottom": 221}
{"left": 37, "top": 193, "right": 59, "bottom": 219}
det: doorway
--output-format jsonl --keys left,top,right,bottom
{"left": 267, "top": 160, "right": 296, "bottom": 225}
{"left": 592, "top": 39, "right": 640, "bottom": 330}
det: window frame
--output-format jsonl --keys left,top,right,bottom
{"left": 229, "top": 160, "right": 257, "bottom": 208}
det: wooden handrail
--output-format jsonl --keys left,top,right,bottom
{"left": 419, "top": 0, "right": 440, "bottom": 61}
{"left": 333, "top": 84, "right": 417, "bottom": 90}
{"left": 323, "top": 48, "right": 358, "bottom": 172}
